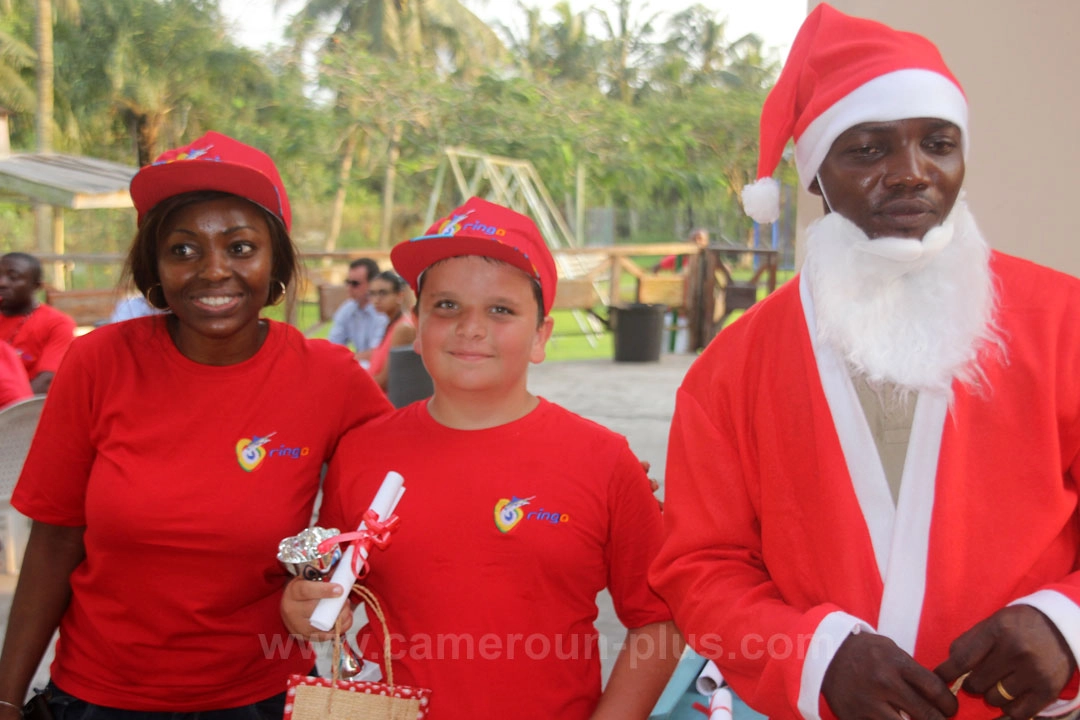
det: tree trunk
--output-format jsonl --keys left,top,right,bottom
{"left": 378, "top": 121, "right": 403, "bottom": 249}
{"left": 326, "top": 123, "right": 360, "bottom": 253}
{"left": 34, "top": 0, "right": 57, "bottom": 284}
{"left": 135, "top": 113, "right": 161, "bottom": 167}
{"left": 35, "top": 0, "right": 53, "bottom": 153}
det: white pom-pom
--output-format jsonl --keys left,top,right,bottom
{"left": 741, "top": 177, "right": 781, "bottom": 224}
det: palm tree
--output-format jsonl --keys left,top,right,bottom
{"left": 0, "top": 0, "right": 78, "bottom": 149}
{"left": 656, "top": 4, "right": 728, "bottom": 89}
{"left": 495, "top": 2, "right": 548, "bottom": 82}
{"left": 718, "top": 33, "right": 777, "bottom": 91}
{"left": 35, "top": 0, "right": 53, "bottom": 151}
{"left": 70, "top": 0, "right": 269, "bottom": 166}
{"left": 285, "top": 0, "right": 508, "bottom": 248}
{"left": 657, "top": 5, "right": 776, "bottom": 92}
{"left": 593, "top": 0, "right": 658, "bottom": 103}
{"left": 496, "top": 1, "right": 597, "bottom": 87}
{"left": 546, "top": 1, "right": 596, "bottom": 86}
{"left": 0, "top": 25, "right": 35, "bottom": 113}
{"left": 287, "top": 0, "right": 505, "bottom": 71}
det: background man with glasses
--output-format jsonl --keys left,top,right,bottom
{"left": 328, "top": 257, "right": 389, "bottom": 364}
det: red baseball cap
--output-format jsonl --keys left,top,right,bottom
{"left": 391, "top": 197, "right": 558, "bottom": 314}
{"left": 129, "top": 131, "right": 291, "bottom": 231}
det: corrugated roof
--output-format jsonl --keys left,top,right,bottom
{"left": 0, "top": 153, "right": 136, "bottom": 209}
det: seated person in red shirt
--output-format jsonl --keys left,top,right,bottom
{"left": 651, "top": 228, "right": 709, "bottom": 273}
{"left": 0, "top": 342, "right": 32, "bottom": 409}
{"left": 0, "top": 252, "right": 76, "bottom": 393}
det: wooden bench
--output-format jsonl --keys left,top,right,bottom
{"left": 318, "top": 284, "right": 349, "bottom": 323}
{"left": 45, "top": 287, "right": 124, "bottom": 328}
{"left": 551, "top": 278, "right": 601, "bottom": 311}
{"left": 297, "top": 284, "right": 349, "bottom": 335}
{"left": 637, "top": 275, "right": 686, "bottom": 309}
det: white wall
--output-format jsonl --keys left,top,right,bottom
{"left": 794, "top": 0, "right": 1080, "bottom": 277}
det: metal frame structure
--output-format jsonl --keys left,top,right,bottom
{"left": 0, "top": 112, "right": 136, "bottom": 290}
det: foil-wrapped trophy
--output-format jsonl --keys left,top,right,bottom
{"left": 278, "top": 526, "right": 342, "bottom": 580}
{"left": 277, "top": 526, "right": 366, "bottom": 678}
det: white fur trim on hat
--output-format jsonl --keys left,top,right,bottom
{"left": 794, "top": 69, "right": 969, "bottom": 190}
{"left": 741, "top": 177, "right": 781, "bottom": 224}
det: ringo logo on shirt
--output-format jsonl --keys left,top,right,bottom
{"left": 235, "top": 432, "right": 310, "bottom": 472}
{"left": 494, "top": 496, "right": 570, "bottom": 533}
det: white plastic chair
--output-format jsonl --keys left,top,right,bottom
{"left": 0, "top": 395, "right": 46, "bottom": 574}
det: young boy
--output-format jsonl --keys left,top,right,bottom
{"left": 282, "top": 197, "right": 681, "bottom": 719}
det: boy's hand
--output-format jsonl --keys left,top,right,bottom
{"left": 281, "top": 578, "right": 353, "bottom": 641}
{"left": 640, "top": 460, "right": 664, "bottom": 512}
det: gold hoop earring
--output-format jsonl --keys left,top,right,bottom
{"left": 144, "top": 284, "right": 169, "bottom": 310}
{"left": 270, "top": 280, "right": 287, "bottom": 306}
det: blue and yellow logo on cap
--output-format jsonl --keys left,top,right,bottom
{"left": 153, "top": 143, "right": 214, "bottom": 166}
{"left": 412, "top": 209, "right": 541, "bottom": 280}
{"left": 432, "top": 210, "right": 473, "bottom": 237}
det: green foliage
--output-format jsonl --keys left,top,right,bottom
{"left": 0, "top": 0, "right": 793, "bottom": 276}
{"left": 0, "top": 25, "right": 35, "bottom": 114}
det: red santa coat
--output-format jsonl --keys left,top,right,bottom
{"left": 650, "top": 252, "right": 1080, "bottom": 720}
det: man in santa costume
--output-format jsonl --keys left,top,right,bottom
{"left": 649, "top": 5, "right": 1080, "bottom": 720}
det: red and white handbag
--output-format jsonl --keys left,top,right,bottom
{"left": 284, "top": 586, "right": 431, "bottom": 720}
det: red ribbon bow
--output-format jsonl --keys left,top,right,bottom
{"left": 317, "top": 509, "right": 401, "bottom": 579}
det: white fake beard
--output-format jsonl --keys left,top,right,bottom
{"left": 803, "top": 199, "right": 1004, "bottom": 399}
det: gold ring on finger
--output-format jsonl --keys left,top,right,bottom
{"left": 996, "top": 680, "right": 1016, "bottom": 702}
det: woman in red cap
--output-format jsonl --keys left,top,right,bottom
{"left": 0, "top": 132, "right": 392, "bottom": 719}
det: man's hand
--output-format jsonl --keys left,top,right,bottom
{"left": 934, "top": 605, "right": 1076, "bottom": 719}
{"left": 823, "top": 631, "right": 958, "bottom": 720}
{"left": 281, "top": 578, "right": 352, "bottom": 641}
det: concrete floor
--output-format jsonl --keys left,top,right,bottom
{"left": 0, "top": 352, "right": 696, "bottom": 699}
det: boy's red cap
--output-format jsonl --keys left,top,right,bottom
{"left": 129, "top": 131, "right": 291, "bottom": 231}
{"left": 391, "top": 197, "right": 558, "bottom": 314}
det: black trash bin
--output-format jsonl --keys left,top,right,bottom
{"left": 610, "top": 303, "right": 667, "bottom": 362}
{"left": 387, "top": 346, "right": 434, "bottom": 408}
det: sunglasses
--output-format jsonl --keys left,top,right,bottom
{"left": 345, "top": 279, "right": 365, "bottom": 288}
{"left": 368, "top": 289, "right": 395, "bottom": 298}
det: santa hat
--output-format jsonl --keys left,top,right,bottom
{"left": 741, "top": 3, "right": 968, "bottom": 224}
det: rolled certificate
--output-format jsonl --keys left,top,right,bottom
{"left": 309, "top": 471, "right": 405, "bottom": 632}
{"left": 695, "top": 660, "right": 725, "bottom": 696}
{"left": 707, "top": 688, "right": 733, "bottom": 720}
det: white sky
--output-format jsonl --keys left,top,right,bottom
{"left": 220, "top": 0, "right": 807, "bottom": 61}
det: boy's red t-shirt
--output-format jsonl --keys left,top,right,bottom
{"left": 319, "top": 399, "right": 672, "bottom": 720}
{"left": 13, "top": 316, "right": 392, "bottom": 710}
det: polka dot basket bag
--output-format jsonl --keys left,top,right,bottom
{"left": 284, "top": 585, "right": 432, "bottom": 720}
